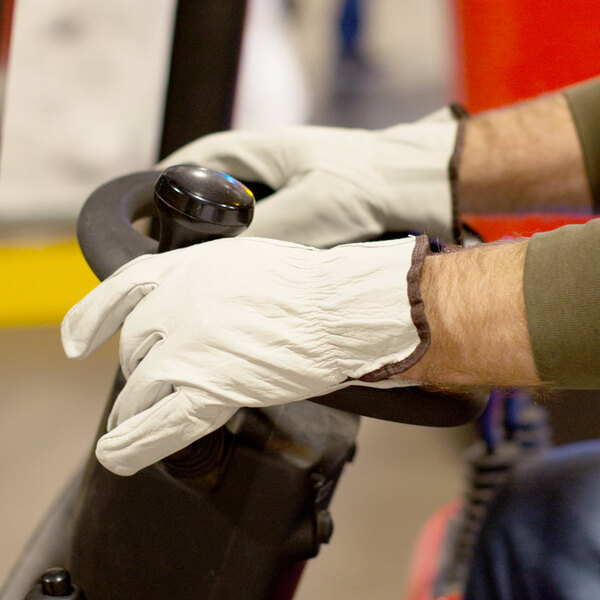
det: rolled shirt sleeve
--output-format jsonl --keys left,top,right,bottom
{"left": 564, "top": 78, "right": 600, "bottom": 212}
{"left": 524, "top": 219, "right": 600, "bottom": 388}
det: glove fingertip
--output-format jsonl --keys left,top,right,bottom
{"left": 60, "top": 312, "right": 90, "bottom": 359}
{"left": 95, "top": 434, "right": 142, "bottom": 476}
{"left": 62, "top": 338, "right": 88, "bottom": 360}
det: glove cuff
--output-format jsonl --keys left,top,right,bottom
{"left": 448, "top": 107, "right": 470, "bottom": 244}
{"left": 359, "top": 234, "right": 430, "bottom": 381}
{"left": 314, "top": 235, "right": 431, "bottom": 382}
{"left": 378, "top": 107, "right": 465, "bottom": 244}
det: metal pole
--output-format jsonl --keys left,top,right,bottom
{"left": 159, "top": 0, "right": 248, "bottom": 160}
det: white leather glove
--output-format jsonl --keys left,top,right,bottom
{"left": 159, "top": 108, "right": 459, "bottom": 247}
{"left": 62, "top": 236, "right": 429, "bottom": 476}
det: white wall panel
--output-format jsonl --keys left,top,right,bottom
{"left": 0, "top": 0, "right": 175, "bottom": 220}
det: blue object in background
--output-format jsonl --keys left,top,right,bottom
{"left": 339, "top": 0, "right": 361, "bottom": 58}
{"left": 465, "top": 439, "right": 600, "bottom": 600}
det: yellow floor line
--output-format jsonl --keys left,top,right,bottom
{"left": 1, "top": 239, "right": 99, "bottom": 327}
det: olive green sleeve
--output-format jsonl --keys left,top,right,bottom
{"left": 564, "top": 77, "right": 600, "bottom": 212}
{"left": 524, "top": 219, "right": 600, "bottom": 388}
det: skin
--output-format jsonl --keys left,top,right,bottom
{"left": 397, "top": 240, "right": 539, "bottom": 387}
{"left": 458, "top": 92, "right": 592, "bottom": 214}
{"left": 396, "top": 89, "right": 592, "bottom": 388}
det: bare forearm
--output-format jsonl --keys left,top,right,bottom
{"left": 396, "top": 241, "right": 540, "bottom": 388}
{"left": 458, "top": 92, "right": 592, "bottom": 214}
{"left": 393, "top": 80, "right": 600, "bottom": 388}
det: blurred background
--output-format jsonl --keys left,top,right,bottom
{"left": 2, "top": 1, "right": 600, "bottom": 599}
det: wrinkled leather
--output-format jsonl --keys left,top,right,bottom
{"left": 62, "top": 237, "right": 422, "bottom": 476}
{"left": 159, "top": 108, "right": 458, "bottom": 246}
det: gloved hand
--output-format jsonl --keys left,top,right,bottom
{"left": 62, "top": 236, "right": 429, "bottom": 476}
{"left": 159, "top": 108, "right": 459, "bottom": 247}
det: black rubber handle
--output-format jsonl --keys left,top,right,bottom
{"left": 78, "top": 170, "right": 486, "bottom": 427}
{"left": 78, "top": 171, "right": 159, "bottom": 281}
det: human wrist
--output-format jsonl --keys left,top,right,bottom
{"left": 457, "top": 92, "right": 592, "bottom": 215}
{"left": 396, "top": 241, "right": 540, "bottom": 387}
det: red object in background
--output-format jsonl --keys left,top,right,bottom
{"left": 404, "top": 500, "right": 462, "bottom": 600}
{"left": 0, "top": 0, "right": 15, "bottom": 69}
{"left": 453, "top": 0, "right": 600, "bottom": 112}
{"left": 462, "top": 213, "right": 597, "bottom": 242}
{"left": 451, "top": 2, "right": 600, "bottom": 239}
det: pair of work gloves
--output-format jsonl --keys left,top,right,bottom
{"left": 62, "top": 107, "right": 460, "bottom": 475}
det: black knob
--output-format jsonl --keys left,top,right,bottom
{"left": 154, "top": 164, "right": 255, "bottom": 252}
{"left": 40, "top": 568, "right": 74, "bottom": 597}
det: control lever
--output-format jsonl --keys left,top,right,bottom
{"left": 148, "top": 165, "right": 255, "bottom": 475}
{"left": 78, "top": 166, "right": 487, "bottom": 430}
{"left": 64, "top": 165, "right": 484, "bottom": 600}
